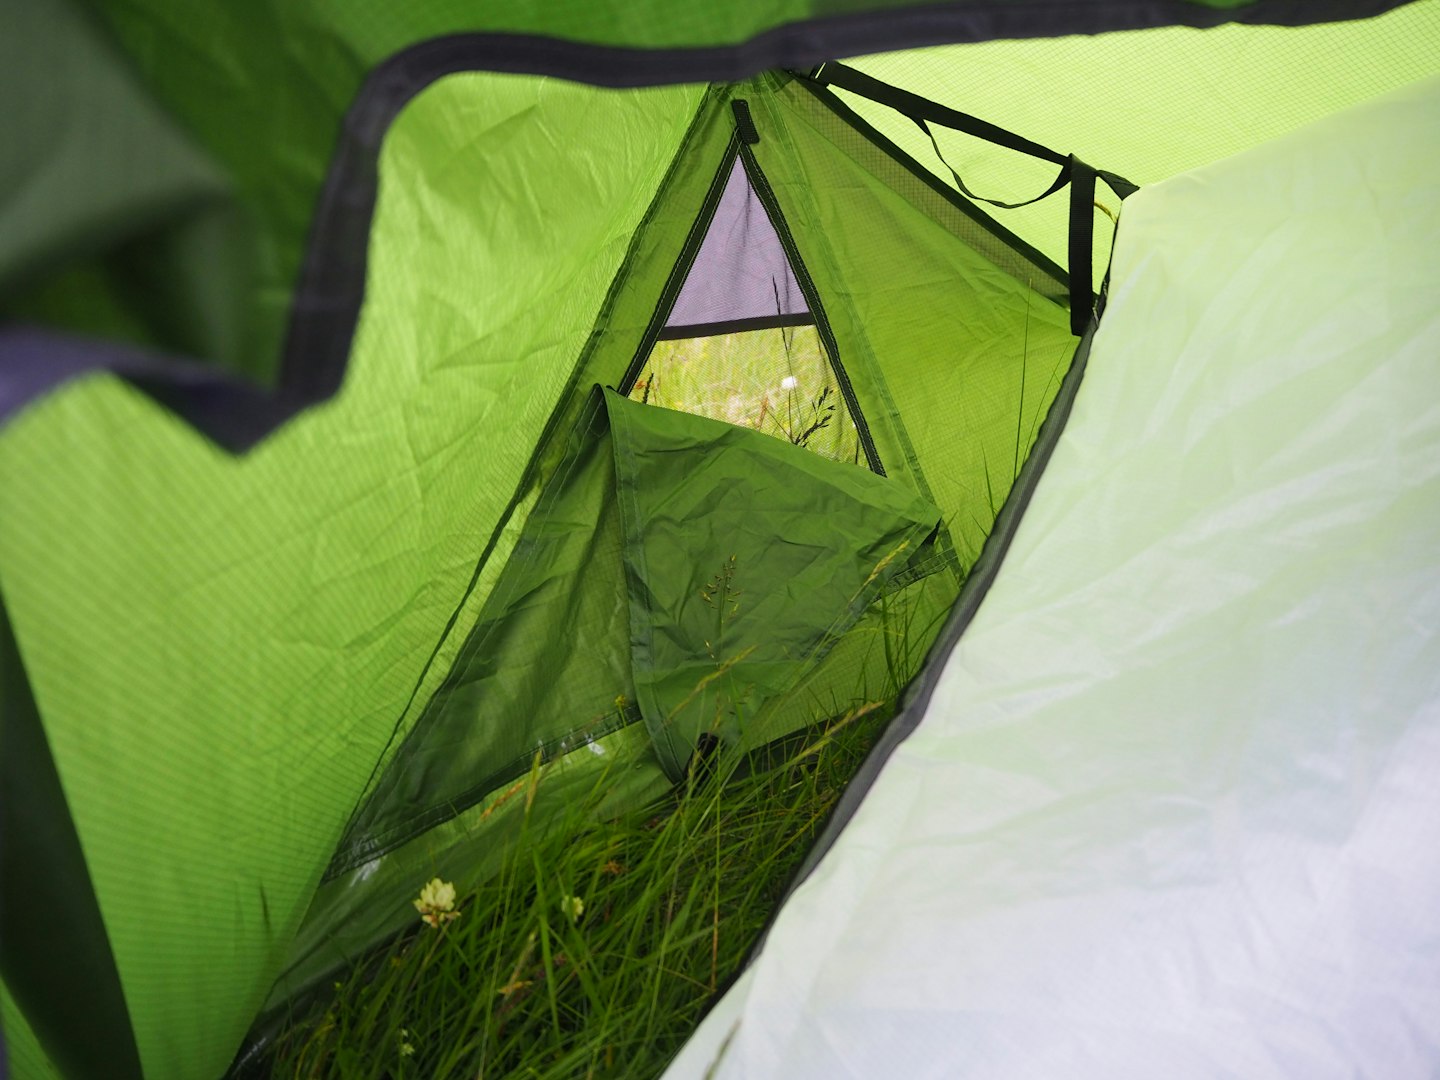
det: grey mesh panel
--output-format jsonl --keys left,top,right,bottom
{"left": 665, "top": 158, "right": 810, "bottom": 330}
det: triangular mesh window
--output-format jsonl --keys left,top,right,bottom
{"left": 664, "top": 157, "right": 809, "bottom": 335}
{"left": 631, "top": 155, "right": 868, "bottom": 468}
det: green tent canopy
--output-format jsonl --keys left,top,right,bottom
{"left": 2, "top": 2, "right": 1438, "bottom": 1077}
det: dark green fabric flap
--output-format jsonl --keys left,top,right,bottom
{"left": 1, "top": 588, "right": 144, "bottom": 1080}
{"left": 604, "top": 388, "right": 941, "bottom": 777}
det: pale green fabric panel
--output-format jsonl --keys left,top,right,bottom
{"left": 678, "top": 76, "right": 1440, "bottom": 1078}
{"left": 847, "top": 1, "right": 1440, "bottom": 270}
{"left": 0, "top": 75, "right": 697, "bottom": 1080}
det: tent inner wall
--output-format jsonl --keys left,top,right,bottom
{"left": 0, "top": 73, "right": 704, "bottom": 1080}
{"left": 14, "top": 0, "right": 1434, "bottom": 414}
{"left": 2, "top": 5, "right": 1437, "bottom": 1077}
{"left": 261, "top": 71, "right": 1082, "bottom": 1023}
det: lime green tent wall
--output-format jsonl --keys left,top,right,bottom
{"left": 2, "top": 3, "right": 1438, "bottom": 1078}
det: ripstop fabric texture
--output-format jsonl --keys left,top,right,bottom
{"left": 0, "top": 74, "right": 703, "bottom": 1080}
{"left": 2, "top": 4, "right": 1439, "bottom": 1078}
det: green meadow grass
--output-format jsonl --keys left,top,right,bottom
{"left": 264, "top": 700, "right": 895, "bottom": 1079}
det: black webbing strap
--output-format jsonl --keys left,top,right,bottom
{"left": 815, "top": 62, "right": 1066, "bottom": 166}
{"left": 808, "top": 62, "right": 1136, "bottom": 335}
{"left": 916, "top": 117, "right": 1070, "bottom": 210}
{"left": 732, "top": 98, "right": 760, "bottom": 145}
{"left": 1097, "top": 169, "right": 1139, "bottom": 201}
{"left": 1067, "top": 155, "right": 1098, "bottom": 336}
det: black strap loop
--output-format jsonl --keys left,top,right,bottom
{"left": 1098, "top": 169, "right": 1139, "bottom": 200}
{"left": 804, "top": 63, "right": 1136, "bottom": 336}
{"left": 916, "top": 117, "right": 1072, "bottom": 210}
{"left": 1067, "top": 155, "right": 1098, "bottom": 336}
{"left": 732, "top": 98, "right": 760, "bottom": 145}
{"left": 816, "top": 61, "right": 1067, "bottom": 165}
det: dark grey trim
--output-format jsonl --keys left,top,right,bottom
{"left": 323, "top": 3, "right": 1420, "bottom": 91}
{"left": 0, "top": 326, "right": 306, "bottom": 452}
{"left": 657, "top": 313, "right": 816, "bottom": 340}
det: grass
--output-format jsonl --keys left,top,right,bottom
{"left": 632, "top": 327, "right": 862, "bottom": 466}
{"left": 262, "top": 700, "right": 897, "bottom": 1079}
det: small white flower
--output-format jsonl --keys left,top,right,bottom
{"left": 781, "top": 376, "right": 799, "bottom": 390}
{"left": 561, "top": 894, "right": 585, "bottom": 923}
{"left": 413, "top": 878, "right": 460, "bottom": 928}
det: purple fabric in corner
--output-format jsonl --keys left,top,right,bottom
{"left": 0, "top": 326, "right": 302, "bottom": 454}
{"left": 0, "top": 329, "right": 121, "bottom": 416}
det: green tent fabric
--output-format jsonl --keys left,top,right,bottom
{"left": 606, "top": 387, "right": 941, "bottom": 775}
{"left": 1, "top": 69, "right": 709, "bottom": 1080}
{"left": 2, "top": 2, "right": 1439, "bottom": 1078}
